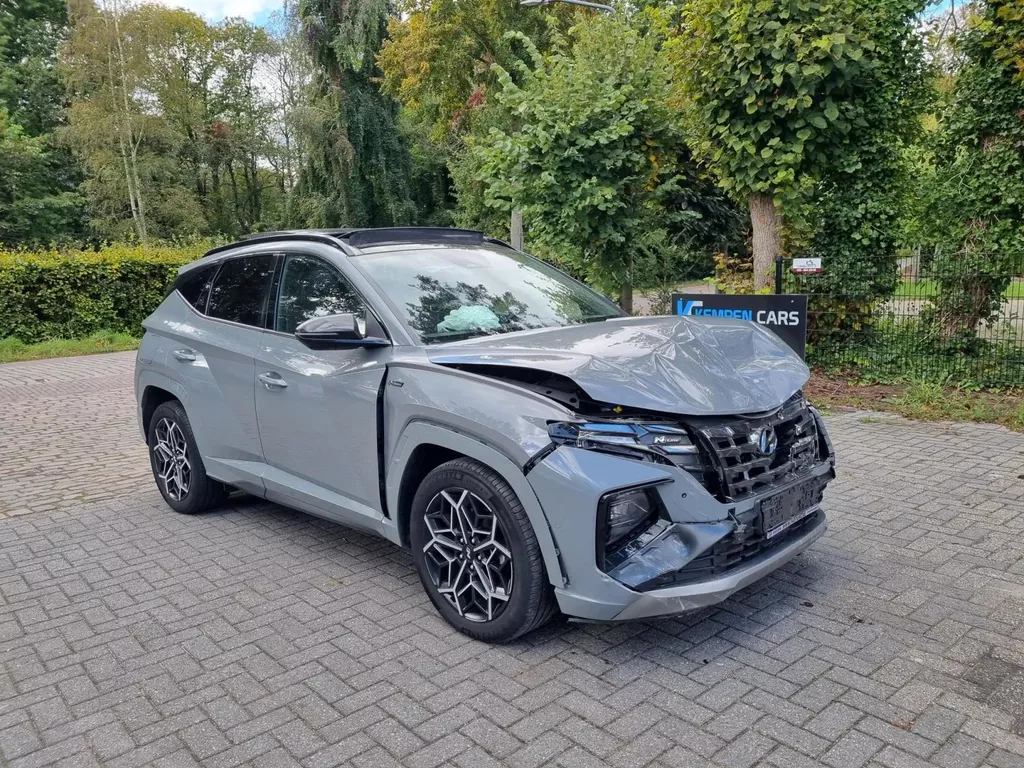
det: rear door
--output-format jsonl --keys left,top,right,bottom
{"left": 254, "top": 253, "right": 389, "bottom": 531}
{"left": 164, "top": 253, "right": 276, "bottom": 492}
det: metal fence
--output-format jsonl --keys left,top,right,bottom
{"left": 784, "top": 251, "right": 1024, "bottom": 388}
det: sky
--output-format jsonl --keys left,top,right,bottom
{"left": 149, "top": 0, "right": 284, "bottom": 24}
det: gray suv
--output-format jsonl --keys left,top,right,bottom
{"left": 135, "top": 228, "right": 835, "bottom": 643}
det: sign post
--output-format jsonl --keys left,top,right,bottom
{"left": 672, "top": 293, "right": 809, "bottom": 359}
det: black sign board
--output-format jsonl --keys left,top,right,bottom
{"left": 672, "top": 293, "right": 809, "bottom": 359}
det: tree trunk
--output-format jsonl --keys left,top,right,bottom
{"left": 619, "top": 282, "right": 633, "bottom": 314}
{"left": 510, "top": 210, "right": 523, "bottom": 250}
{"left": 749, "top": 193, "right": 781, "bottom": 292}
{"left": 619, "top": 250, "right": 634, "bottom": 314}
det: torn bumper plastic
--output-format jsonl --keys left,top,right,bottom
{"left": 609, "top": 512, "right": 827, "bottom": 621}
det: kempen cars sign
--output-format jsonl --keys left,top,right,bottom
{"left": 672, "top": 293, "right": 809, "bottom": 359}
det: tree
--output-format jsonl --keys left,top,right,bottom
{"left": 922, "top": 0, "right": 1024, "bottom": 344}
{"left": 298, "top": 0, "right": 417, "bottom": 227}
{"left": 0, "top": 110, "right": 85, "bottom": 245}
{"left": 669, "top": 0, "right": 926, "bottom": 289}
{"left": 0, "top": 0, "right": 86, "bottom": 245}
{"left": 65, "top": 0, "right": 157, "bottom": 241}
{"left": 63, "top": 1, "right": 289, "bottom": 240}
{"left": 473, "top": 17, "right": 735, "bottom": 311}
{"left": 266, "top": 0, "right": 312, "bottom": 228}
{"left": 782, "top": 1, "right": 927, "bottom": 342}
{"left": 378, "top": 0, "right": 575, "bottom": 140}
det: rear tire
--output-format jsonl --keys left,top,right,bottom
{"left": 147, "top": 400, "right": 227, "bottom": 514}
{"left": 411, "top": 458, "right": 558, "bottom": 643}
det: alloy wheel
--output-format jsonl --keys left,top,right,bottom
{"left": 421, "top": 488, "right": 514, "bottom": 622}
{"left": 152, "top": 417, "right": 191, "bottom": 501}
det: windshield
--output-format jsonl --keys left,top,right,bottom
{"left": 353, "top": 244, "right": 624, "bottom": 343}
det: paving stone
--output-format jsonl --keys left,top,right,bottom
{"left": 2, "top": 354, "right": 1024, "bottom": 768}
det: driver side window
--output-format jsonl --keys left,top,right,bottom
{"left": 275, "top": 255, "right": 365, "bottom": 335}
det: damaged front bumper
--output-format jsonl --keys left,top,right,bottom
{"left": 527, "top": 441, "right": 834, "bottom": 622}
{"left": 608, "top": 510, "right": 826, "bottom": 620}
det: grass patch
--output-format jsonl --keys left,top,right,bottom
{"left": 0, "top": 331, "right": 140, "bottom": 363}
{"left": 807, "top": 372, "right": 1024, "bottom": 432}
{"left": 899, "top": 277, "right": 1024, "bottom": 300}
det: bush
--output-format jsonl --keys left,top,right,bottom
{"left": 0, "top": 243, "right": 207, "bottom": 343}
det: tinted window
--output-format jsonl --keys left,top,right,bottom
{"left": 275, "top": 256, "right": 365, "bottom": 334}
{"left": 206, "top": 255, "right": 276, "bottom": 327}
{"left": 175, "top": 264, "right": 217, "bottom": 311}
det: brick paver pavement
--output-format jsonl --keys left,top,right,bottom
{"left": 1, "top": 352, "right": 1024, "bottom": 767}
{"left": 0, "top": 352, "right": 147, "bottom": 517}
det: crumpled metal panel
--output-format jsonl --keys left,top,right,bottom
{"left": 427, "top": 315, "right": 809, "bottom": 416}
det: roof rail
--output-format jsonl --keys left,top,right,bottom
{"left": 200, "top": 226, "right": 506, "bottom": 260}
{"left": 201, "top": 230, "right": 350, "bottom": 259}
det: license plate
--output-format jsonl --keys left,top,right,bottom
{"left": 760, "top": 479, "right": 821, "bottom": 539}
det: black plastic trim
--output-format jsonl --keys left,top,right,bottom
{"left": 596, "top": 481, "right": 670, "bottom": 572}
{"left": 523, "top": 443, "right": 557, "bottom": 475}
{"left": 376, "top": 370, "right": 390, "bottom": 518}
{"left": 342, "top": 227, "right": 485, "bottom": 248}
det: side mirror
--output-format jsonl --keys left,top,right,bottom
{"left": 294, "top": 313, "right": 390, "bottom": 349}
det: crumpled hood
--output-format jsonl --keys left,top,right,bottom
{"left": 426, "top": 315, "right": 809, "bottom": 416}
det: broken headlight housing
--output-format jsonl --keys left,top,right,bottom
{"left": 547, "top": 421, "right": 703, "bottom": 476}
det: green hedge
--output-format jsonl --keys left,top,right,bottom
{"left": 0, "top": 244, "right": 208, "bottom": 343}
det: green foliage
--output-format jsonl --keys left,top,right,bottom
{"left": 920, "top": 0, "right": 1024, "bottom": 345}
{"left": 471, "top": 16, "right": 739, "bottom": 305}
{"left": 0, "top": 110, "right": 86, "bottom": 247}
{"left": 669, "top": 0, "right": 925, "bottom": 198}
{"left": 378, "top": 0, "right": 576, "bottom": 140}
{"left": 297, "top": 0, "right": 417, "bottom": 227}
{"left": 0, "top": 0, "right": 87, "bottom": 246}
{"left": 987, "top": 0, "right": 1024, "bottom": 84}
{"left": 62, "top": 2, "right": 296, "bottom": 243}
{"left": 0, "top": 242, "right": 206, "bottom": 343}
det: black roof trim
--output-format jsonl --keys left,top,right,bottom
{"left": 342, "top": 227, "right": 485, "bottom": 248}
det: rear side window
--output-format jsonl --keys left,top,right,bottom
{"left": 175, "top": 264, "right": 217, "bottom": 312}
{"left": 206, "top": 255, "right": 276, "bottom": 327}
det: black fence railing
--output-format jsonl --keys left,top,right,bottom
{"left": 785, "top": 251, "right": 1024, "bottom": 389}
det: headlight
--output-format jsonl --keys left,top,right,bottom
{"left": 548, "top": 421, "right": 703, "bottom": 474}
{"left": 596, "top": 484, "right": 666, "bottom": 568}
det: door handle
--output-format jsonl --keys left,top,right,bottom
{"left": 258, "top": 372, "right": 288, "bottom": 390}
{"left": 172, "top": 348, "right": 196, "bottom": 363}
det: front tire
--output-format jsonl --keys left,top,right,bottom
{"left": 147, "top": 400, "right": 227, "bottom": 514}
{"left": 410, "top": 458, "right": 558, "bottom": 643}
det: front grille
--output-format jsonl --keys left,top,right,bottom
{"left": 694, "top": 393, "right": 819, "bottom": 500}
{"left": 638, "top": 508, "right": 825, "bottom": 591}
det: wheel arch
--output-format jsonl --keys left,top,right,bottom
{"left": 137, "top": 372, "right": 189, "bottom": 438}
{"left": 387, "top": 422, "right": 566, "bottom": 589}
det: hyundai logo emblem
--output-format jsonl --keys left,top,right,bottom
{"left": 755, "top": 427, "right": 778, "bottom": 456}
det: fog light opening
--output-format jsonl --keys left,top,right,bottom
{"left": 596, "top": 483, "right": 668, "bottom": 570}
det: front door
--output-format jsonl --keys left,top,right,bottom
{"left": 254, "top": 253, "right": 389, "bottom": 531}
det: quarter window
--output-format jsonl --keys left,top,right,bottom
{"left": 175, "top": 264, "right": 217, "bottom": 312}
{"left": 206, "top": 255, "right": 276, "bottom": 327}
{"left": 275, "top": 255, "right": 365, "bottom": 334}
